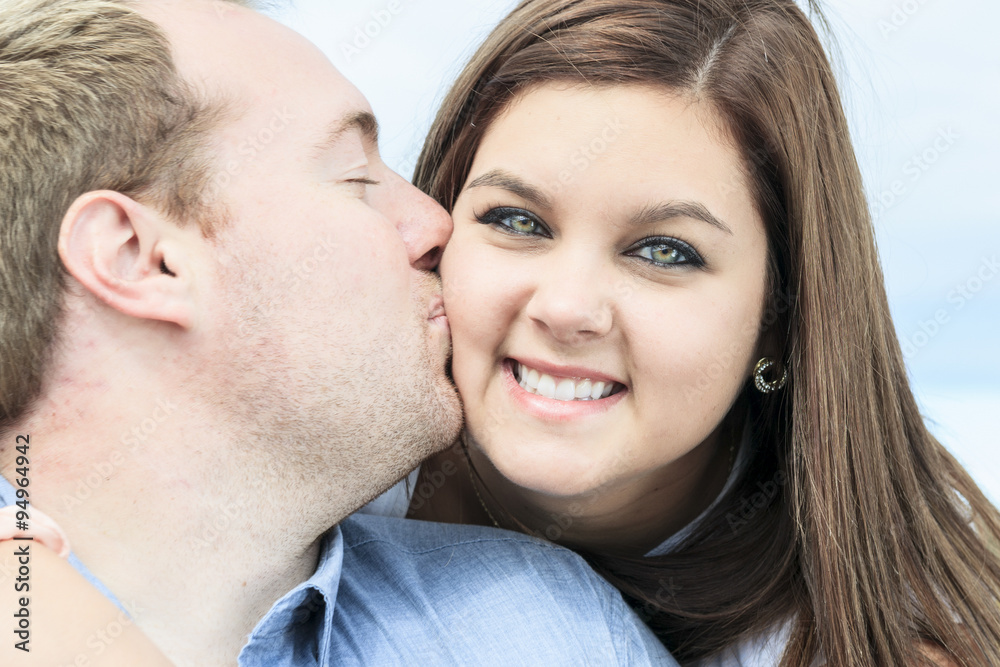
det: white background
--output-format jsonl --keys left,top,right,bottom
{"left": 272, "top": 0, "right": 1000, "bottom": 502}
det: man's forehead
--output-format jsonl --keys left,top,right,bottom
{"left": 134, "top": 0, "right": 262, "bottom": 47}
{"left": 135, "top": 0, "right": 371, "bottom": 137}
{"left": 135, "top": 0, "right": 347, "bottom": 97}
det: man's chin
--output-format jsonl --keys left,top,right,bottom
{"left": 428, "top": 379, "right": 464, "bottom": 454}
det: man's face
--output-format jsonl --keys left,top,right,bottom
{"left": 143, "top": 0, "right": 461, "bottom": 513}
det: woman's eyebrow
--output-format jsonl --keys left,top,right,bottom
{"left": 464, "top": 169, "right": 553, "bottom": 210}
{"left": 630, "top": 201, "right": 733, "bottom": 235}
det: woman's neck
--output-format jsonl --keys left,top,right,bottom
{"left": 410, "top": 419, "right": 739, "bottom": 557}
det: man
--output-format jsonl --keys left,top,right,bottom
{"left": 0, "top": 0, "right": 676, "bottom": 664}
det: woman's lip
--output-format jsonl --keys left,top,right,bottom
{"left": 502, "top": 360, "right": 626, "bottom": 422}
{"left": 509, "top": 356, "right": 625, "bottom": 386}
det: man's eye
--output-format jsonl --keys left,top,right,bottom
{"left": 629, "top": 238, "right": 704, "bottom": 268}
{"left": 475, "top": 207, "right": 550, "bottom": 237}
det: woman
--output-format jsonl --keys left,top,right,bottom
{"left": 17, "top": 0, "right": 1000, "bottom": 664}
{"left": 392, "top": 0, "right": 1000, "bottom": 664}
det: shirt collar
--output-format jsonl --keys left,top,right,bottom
{"left": 237, "top": 527, "right": 345, "bottom": 666}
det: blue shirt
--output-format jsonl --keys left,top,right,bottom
{"left": 0, "top": 477, "right": 676, "bottom": 665}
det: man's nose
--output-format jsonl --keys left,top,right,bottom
{"left": 379, "top": 171, "right": 453, "bottom": 270}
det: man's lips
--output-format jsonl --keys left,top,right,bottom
{"left": 428, "top": 295, "right": 446, "bottom": 320}
{"left": 427, "top": 295, "right": 450, "bottom": 339}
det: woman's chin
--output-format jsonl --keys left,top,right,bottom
{"left": 487, "top": 452, "right": 614, "bottom": 500}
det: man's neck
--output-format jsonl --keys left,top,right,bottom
{"left": 6, "top": 399, "right": 327, "bottom": 665}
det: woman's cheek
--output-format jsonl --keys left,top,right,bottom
{"left": 444, "top": 240, "right": 504, "bottom": 338}
{"left": 442, "top": 239, "right": 514, "bottom": 394}
{"left": 627, "top": 292, "right": 758, "bottom": 415}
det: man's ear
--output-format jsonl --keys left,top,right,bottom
{"left": 58, "top": 191, "right": 200, "bottom": 329}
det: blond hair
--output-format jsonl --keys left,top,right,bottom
{"left": 0, "top": 0, "right": 253, "bottom": 429}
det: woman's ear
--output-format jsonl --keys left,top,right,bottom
{"left": 749, "top": 291, "right": 791, "bottom": 374}
{"left": 58, "top": 191, "right": 200, "bottom": 329}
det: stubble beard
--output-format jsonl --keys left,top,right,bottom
{"left": 210, "top": 260, "right": 462, "bottom": 524}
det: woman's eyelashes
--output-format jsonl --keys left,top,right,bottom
{"left": 475, "top": 206, "right": 552, "bottom": 238}
{"left": 474, "top": 205, "right": 706, "bottom": 269}
{"left": 627, "top": 236, "right": 705, "bottom": 269}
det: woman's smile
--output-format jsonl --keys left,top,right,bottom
{"left": 501, "top": 357, "right": 629, "bottom": 423}
{"left": 510, "top": 358, "right": 626, "bottom": 401}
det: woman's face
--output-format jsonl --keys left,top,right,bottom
{"left": 440, "top": 84, "right": 770, "bottom": 499}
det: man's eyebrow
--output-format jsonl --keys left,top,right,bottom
{"left": 313, "top": 111, "right": 380, "bottom": 158}
{"left": 463, "top": 169, "right": 553, "bottom": 210}
{"left": 630, "top": 201, "right": 733, "bottom": 235}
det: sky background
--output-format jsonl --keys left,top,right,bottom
{"left": 273, "top": 0, "right": 1000, "bottom": 502}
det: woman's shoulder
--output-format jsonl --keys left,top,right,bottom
{"left": 686, "top": 619, "right": 795, "bottom": 667}
{"left": 686, "top": 621, "right": 959, "bottom": 667}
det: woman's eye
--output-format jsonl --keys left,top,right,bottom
{"left": 630, "top": 239, "right": 704, "bottom": 268}
{"left": 476, "top": 207, "right": 549, "bottom": 237}
{"left": 638, "top": 245, "right": 686, "bottom": 264}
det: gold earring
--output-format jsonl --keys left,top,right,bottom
{"left": 754, "top": 357, "right": 788, "bottom": 394}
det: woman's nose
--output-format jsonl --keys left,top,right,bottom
{"left": 524, "top": 254, "right": 614, "bottom": 344}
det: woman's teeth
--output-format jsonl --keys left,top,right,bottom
{"left": 514, "top": 362, "right": 620, "bottom": 401}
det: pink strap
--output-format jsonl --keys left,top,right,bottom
{"left": 0, "top": 504, "right": 71, "bottom": 558}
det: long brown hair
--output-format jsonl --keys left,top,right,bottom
{"left": 414, "top": 0, "right": 1000, "bottom": 664}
